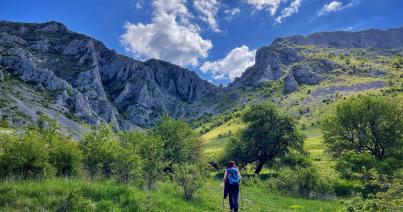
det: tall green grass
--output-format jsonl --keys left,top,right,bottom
{"left": 0, "top": 178, "right": 344, "bottom": 211}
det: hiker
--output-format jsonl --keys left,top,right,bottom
{"left": 223, "top": 161, "right": 241, "bottom": 212}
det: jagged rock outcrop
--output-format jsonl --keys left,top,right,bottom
{"left": 309, "top": 58, "right": 339, "bottom": 73}
{"left": 230, "top": 46, "right": 301, "bottom": 87}
{"left": 0, "top": 21, "right": 218, "bottom": 129}
{"left": 292, "top": 65, "right": 321, "bottom": 85}
{"left": 284, "top": 65, "right": 322, "bottom": 93}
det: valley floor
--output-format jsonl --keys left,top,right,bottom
{"left": 0, "top": 177, "right": 344, "bottom": 211}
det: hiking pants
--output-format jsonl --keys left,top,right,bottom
{"left": 228, "top": 184, "right": 239, "bottom": 211}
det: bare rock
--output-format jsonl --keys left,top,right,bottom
{"left": 284, "top": 73, "right": 299, "bottom": 93}
{"left": 292, "top": 65, "right": 321, "bottom": 85}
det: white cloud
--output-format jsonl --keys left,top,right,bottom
{"left": 246, "top": 0, "right": 283, "bottom": 16}
{"left": 275, "top": 0, "right": 301, "bottom": 23}
{"left": 319, "top": 1, "right": 354, "bottom": 16}
{"left": 193, "top": 0, "right": 221, "bottom": 32}
{"left": 121, "top": 0, "right": 212, "bottom": 66}
{"left": 201, "top": 45, "right": 256, "bottom": 81}
{"left": 224, "top": 8, "right": 241, "bottom": 20}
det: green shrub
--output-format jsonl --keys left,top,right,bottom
{"left": 0, "top": 129, "right": 54, "bottom": 179}
{"left": 137, "top": 134, "right": 164, "bottom": 190}
{"left": 333, "top": 179, "right": 360, "bottom": 196}
{"left": 275, "top": 151, "right": 311, "bottom": 169}
{"left": 268, "top": 167, "right": 334, "bottom": 199}
{"left": 49, "top": 138, "right": 83, "bottom": 177}
{"left": 80, "top": 124, "right": 124, "bottom": 178}
{"left": 172, "top": 163, "right": 207, "bottom": 200}
{"left": 152, "top": 116, "right": 202, "bottom": 165}
{"left": 0, "top": 116, "right": 8, "bottom": 128}
{"left": 344, "top": 182, "right": 402, "bottom": 212}
{"left": 57, "top": 190, "right": 94, "bottom": 211}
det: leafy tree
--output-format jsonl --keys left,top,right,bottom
{"left": 222, "top": 136, "right": 252, "bottom": 169}
{"left": 172, "top": 163, "right": 207, "bottom": 200}
{"left": 152, "top": 116, "right": 202, "bottom": 165}
{"left": 118, "top": 131, "right": 151, "bottom": 185}
{"left": 135, "top": 132, "right": 164, "bottom": 189}
{"left": 322, "top": 95, "right": 403, "bottom": 160}
{"left": 225, "top": 103, "right": 304, "bottom": 174}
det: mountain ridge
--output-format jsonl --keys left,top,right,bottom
{"left": 0, "top": 20, "right": 218, "bottom": 133}
{"left": 0, "top": 20, "right": 402, "bottom": 135}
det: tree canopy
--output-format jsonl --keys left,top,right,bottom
{"left": 322, "top": 95, "right": 403, "bottom": 160}
{"left": 224, "top": 103, "right": 304, "bottom": 174}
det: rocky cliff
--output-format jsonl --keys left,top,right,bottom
{"left": 229, "top": 26, "right": 403, "bottom": 90}
{"left": 0, "top": 21, "right": 218, "bottom": 130}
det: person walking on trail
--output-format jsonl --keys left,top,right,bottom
{"left": 223, "top": 161, "right": 241, "bottom": 212}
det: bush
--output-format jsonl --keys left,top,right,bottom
{"left": 275, "top": 151, "right": 311, "bottom": 169}
{"left": 335, "top": 152, "right": 377, "bottom": 180}
{"left": 119, "top": 130, "right": 161, "bottom": 186}
{"left": 344, "top": 182, "right": 402, "bottom": 212}
{"left": 57, "top": 190, "right": 94, "bottom": 211}
{"left": 333, "top": 179, "right": 360, "bottom": 196}
{"left": 268, "top": 167, "right": 334, "bottom": 199}
{"left": 80, "top": 124, "right": 126, "bottom": 178}
{"left": 0, "top": 116, "right": 8, "bottom": 128}
{"left": 0, "top": 129, "right": 54, "bottom": 179}
{"left": 49, "top": 138, "right": 83, "bottom": 177}
{"left": 172, "top": 163, "right": 207, "bottom": 200}
{"left": 131, "top": 131, "right": 164, "bottom": 189}
{"left": 152, "top": 116, "right": 202, "bottom": 165}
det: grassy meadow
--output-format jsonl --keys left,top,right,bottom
{"left": 0, "top": 177, "right": 344, "bottom": 211}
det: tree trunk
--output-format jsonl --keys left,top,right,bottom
{"left": 254, "top": 160, "right": 265, "bottom": 175}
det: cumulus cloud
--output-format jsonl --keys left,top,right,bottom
{"left": 246, "top": 0, "right": 283, "bottom": 16}
{"left": 275, "top": 0, "right": 301, "bottom": 23}
{"left": 121, "top": 0, "right": 212, "bottom": 66}
{"left": 319, "top": 1, "right": 354, "bottom": 16}
{"left": 201, "top": 45, "right": 256, "bottom": 81}
{"left": 224, "top": 8, "right": 241, "bottom": 20}
{"left": 193, "top": 0, "right": 220, "bottom": 32}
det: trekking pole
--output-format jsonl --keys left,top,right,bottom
{"left": 240, "top": 183, "right": 244, "bottom": 210}
{"left": 222, "top": 197, "right": 224, "bottom": 212}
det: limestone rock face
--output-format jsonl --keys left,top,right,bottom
{"left": 0, "top": 21, "right": 218, "bottom": 129}
{"left": 309, "top": 58, "right": 339, "bottom": 73}
{"left": 291, "top": 65, "right": 321, "bottom": 85}
{"left": 283, "top": 65, "right": 322, "bottom": 93}
{"left": 230, "top": 46, "right": 302, "bottom": 88}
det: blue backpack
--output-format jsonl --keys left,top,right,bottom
{"left": 227, "top": 167, "right": 240, "bottom": 186}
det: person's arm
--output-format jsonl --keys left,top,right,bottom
{"left": 237, "top": 169, "right": 241, "bottom": 181}
{"left": 223, "top": 169, "right": 227, "bottom": 183}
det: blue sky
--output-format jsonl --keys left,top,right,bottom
{"left": 1, "top": 0, "right": 403, "bottom": 85}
